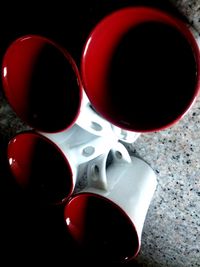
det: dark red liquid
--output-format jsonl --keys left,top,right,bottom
{"left": 65, "top": 194, "right": 138, "bottom": 263}
{"left": 26, "top": 43, "right": 80, "bottom": 132}
{"left": 106, "top": 21, "right": 197, "bottom": 131}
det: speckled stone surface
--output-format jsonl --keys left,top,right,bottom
{"left": 128, "top": 96, "right": 200, "bottom": 267}
{"left": 0, "top": 1, "right": 199, "bottom": 266}
{"left": 171, "top": 0, "right": 200, "bottom": 33}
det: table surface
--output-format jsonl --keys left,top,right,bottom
{"left": 0, "top": 1, "right": 199, "bottom": 266}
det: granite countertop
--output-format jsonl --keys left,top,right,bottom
{"left": 171, "top": 0, "right": 200, "bottom": 33}
{"left": 129, "top": 97, "right": 200, "bottom": 267}
{"left": 0, "top": 1, "right": 199, "bottom": 266}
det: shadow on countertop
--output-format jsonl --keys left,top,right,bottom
{"left": 0, "top": 0, "right": 188, "bottom": 69}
